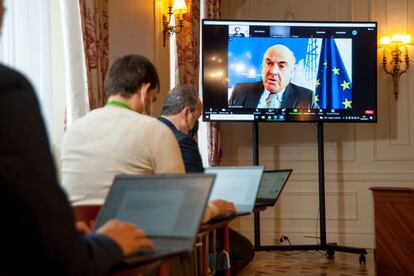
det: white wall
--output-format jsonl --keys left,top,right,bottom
{"left": 222, "top": 0, "right": 414, "bottom": 249}
{"left": 108, "top": 0, "right": 170, "bottom": 116}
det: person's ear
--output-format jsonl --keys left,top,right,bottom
{"left": 140, "top": 83, "right": 151, "bottom": 96}
{"left": 182, "top": 106, "right": 191, "bottom": 117}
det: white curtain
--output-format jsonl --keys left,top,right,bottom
{"left": 0, "top": 0, "right": 53, "bottom": 135}
{"left": 60, "top": 0, "right": 89, "bottom": 126}
{"left": 198, "top": 0, "right": 209, "bottom": 167}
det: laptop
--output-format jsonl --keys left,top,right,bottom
{"left": 94, "top": 174, "right": 215, "bottom": 265}
{"left": 204, "top": 166, "right": 264, "bottom": 215}
{"left": 255, "top": 169, "right": 292, "bottom": 207}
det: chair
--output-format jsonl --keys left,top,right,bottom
{"left": 73, "top": 204, "right": 101, "bottom": 229}
{"left": 72, "top": 204, "right": 170, "bottom": 276}
{"left": 197, "top": 219, "right": 233, "bottom": 276}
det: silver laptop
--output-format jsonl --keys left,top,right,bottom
{"left": 204, "top": 166, "right": 264, "bottom": 215}
{"left": 94, "top": 174, "right": 215, "bottom": 265}
{"left": 255, "top": 169, "right": 292, "bottom": 207}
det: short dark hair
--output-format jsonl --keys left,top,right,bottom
{"left": 161, "top": 85, "right": 198, "bottom": 116}
{"left": 104, "top": 54, "right": 160, "bottom": 98}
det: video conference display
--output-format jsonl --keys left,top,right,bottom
{"left": 201, "top": 20, "right": 377, "bottom": 122}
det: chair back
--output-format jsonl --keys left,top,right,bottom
{"left": 73, "top": 204, "right": 101, "bottom": 229}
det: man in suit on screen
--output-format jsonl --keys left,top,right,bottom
{"left": 229, "top": 44, "right": 319, "bottom": 109}
{"left": 232, "top": 26, "right": 245, "bottom": 37}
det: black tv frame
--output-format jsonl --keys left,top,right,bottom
{"left": 201, "top": 19, "right": 377, "bottom": 123}
{"left": 201, "top": 19, "right": 373, "bottom": 263}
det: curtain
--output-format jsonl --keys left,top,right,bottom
{"left": 176, "top": 0, "right": 200, "bottom": 87}
{"left": 79, "top": 0, "right": 109, "bottom": 110}
{"left": 176, "top": 0, "right": 222, "bottom": 166}
{"left": 0, "top": 0, "right": 53, "bottom": 135}
{"left": 61, "top": 0, "right": 89, "bottom": 127}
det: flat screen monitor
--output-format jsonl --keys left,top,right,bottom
{"left": 201, "top": 19, "right": 377, "bottom": 122}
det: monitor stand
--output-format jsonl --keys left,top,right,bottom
{"left": 252, "top": 121, "right": 367, "bottom": 264}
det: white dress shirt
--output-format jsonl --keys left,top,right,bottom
{"left": 257, "top": 88, "right": 286, "bottom": 108}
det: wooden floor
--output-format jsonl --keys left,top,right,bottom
{"left": 239, "top": 249, "right": 375, "bottom": 275}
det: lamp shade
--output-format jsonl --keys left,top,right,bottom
{"left": 391, "top": 34, "right": 402, "bottom": 43}
{"left": 173, "top": 0, "right": 187, "bottom": 11}
{"left": 401, "top": 35, "right": 412, "bottom": 44}
{"left": 380, "top": 36, "right": 391, "bottom": 45}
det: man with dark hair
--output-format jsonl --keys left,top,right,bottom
{"left": 61, "top": 54, "right": 184, "bottom": 205}
{"left": 160, "top": 85, "right": 255, "bottom": 275}
{"left": 0, "top": 2, "right": 153, "bottom": 274}
{"left": 104, "top": 54, "right": 160, "bottom": 103}
{"left": 61, "top": 55, "right": 234, "bottom": 222}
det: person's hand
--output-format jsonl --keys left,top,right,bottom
{"left": 96, "top": 219, "right": 154, "bottom": 256}
{"left": 211, "top": 199, "right": 236, "bottom": 215}
{"left": 75, "top": 221, "right": 91, "bottom": 235}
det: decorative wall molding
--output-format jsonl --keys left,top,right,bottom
{"left": 236, "top": 219, "right": 374, "bottom": 235}
{"left": 373, "top": 0, "right": 414, "bottom": 160}
{"left": 241, "top": 232, "right": 374, "bottom": 248}
{"left": 221, "top": 123, "right": 357, "bottom": 163}
{"left": 288, "top": 171, "right": 414, "bottom": 182}
{"left": 261, "top": 191, "right": 358, "bottom": 220}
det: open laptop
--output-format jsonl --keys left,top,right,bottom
{"left": 204, "top": 166, "right": 264, "bottom": 216}
{"left": 255, "top": 169, "right": 292, "bottom": 207}
{"left": 94, "top": 174, "right": 215, "bottom": 265}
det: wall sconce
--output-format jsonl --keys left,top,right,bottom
{"left": 162, "top": 0, "right": 188, "bottom": 47}
{"left": 380, "top": 34, "right": 411, "bottom": 100}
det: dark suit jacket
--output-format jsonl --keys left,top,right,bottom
{"left": 229, "top": 81, "right": 319, "bottom": 109}
{"left": 0, "top": 64, "right": 123, "bottom": 275}
{"left": 158, "top": 117, "right": 204, "bottom": 173}
{"left": 158, "top": 119, "right": 254, "bottom": 274}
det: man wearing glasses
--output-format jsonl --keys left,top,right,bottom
{"left": 159, "top": 85, "right": 255, "bottom": 275}
{"left": 159, "top": 85, "right": 204, "bottom": 172}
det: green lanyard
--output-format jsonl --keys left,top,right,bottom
{"left": 106, "top": 100, "right": 132, "bottom": 110}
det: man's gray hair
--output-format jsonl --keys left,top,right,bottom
{"left": 161, "top": 85, "right": 198, "bottom": 116}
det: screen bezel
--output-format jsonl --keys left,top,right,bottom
{"left": 201, "top": 19, "right": 378, "bottom": 123}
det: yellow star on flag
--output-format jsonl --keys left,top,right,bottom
{"left": 340, "top": 80, "right": 351, "bottom": 90}
{"left": 314, "top": 95, "right": 319, "bottom": 103}
{"left": 323, "top": 61, "right": 328, "bottom": 68}
{"left": 342, "top": 98, "right": 352, "bottom": 109}
{"left": 315, "top": 79, "right": 321, "bottom": 88}
{"left": 332, "top": 67, "right": 340, "bottom": 75}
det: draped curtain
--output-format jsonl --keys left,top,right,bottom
{"left": 0, "top": 0, "right": 53, "bottom": 134}
{"left": 176, "top": 0, "right": 222, "bottom": 166}
{"left": 79, "top": 0, "right": 109, "bottom": 110}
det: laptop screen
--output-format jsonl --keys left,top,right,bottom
{"left": 94, "top": 174, "right": 214, "bottom": 238}
{"left": 257, "top": 170, "right": 292, "bottom": 200}
{"left": 205, "top": 166, "right": 264, "bottom": 212}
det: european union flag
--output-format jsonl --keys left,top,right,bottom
{"left": 315, "top": 38, "right": 352, "bottom": 109}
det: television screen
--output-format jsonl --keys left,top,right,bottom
{"left": 201, "top": 20, "right": 377, "bottom": 122}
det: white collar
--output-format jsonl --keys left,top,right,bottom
{"left": 264, "top": 87, "right": 286, "bottom": 102}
